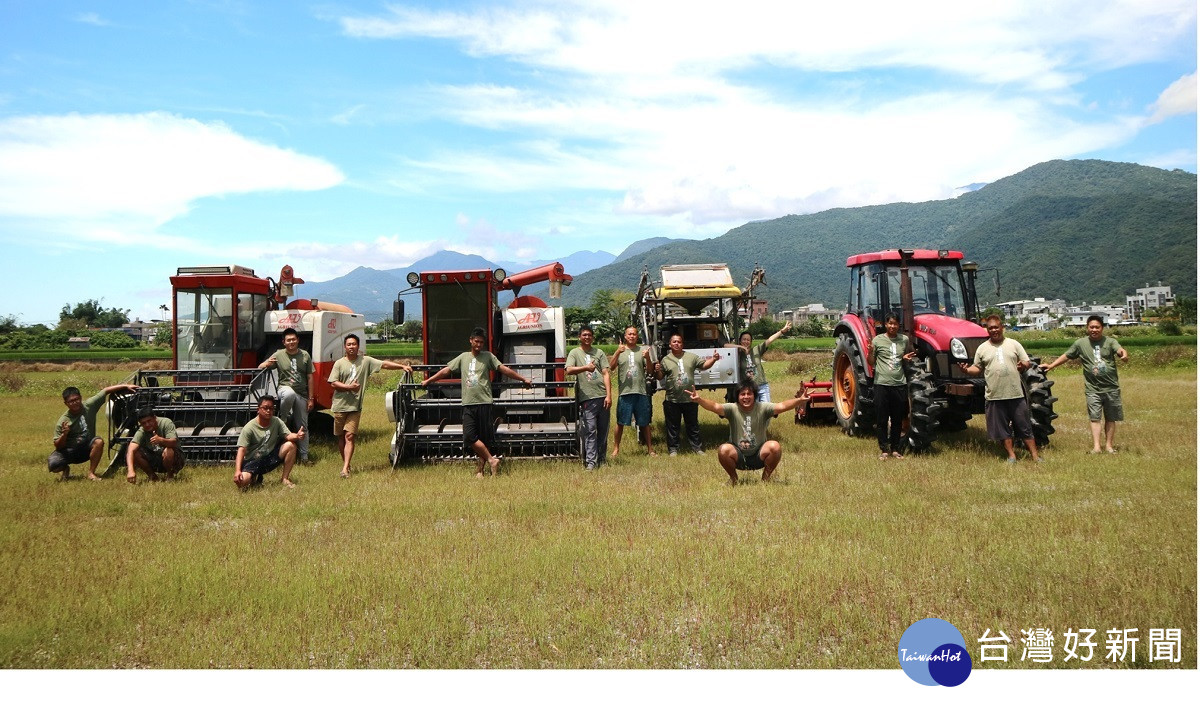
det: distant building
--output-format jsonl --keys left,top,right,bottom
{"left": 1125, "top": 282, "right": 1174, "bottom": 321}
{"left": 996, "top": 297, "right": 1065, "bottom": 331}
{"left": 1061, "top": 304, "right": 1126, "bottom": 327}
{"left": 68, "top": 337, "right": 90, "bottom": 349}
{"left": 119, "top": 320, "right": 160, "bottom": 344}
{"left": 777, "top": 304, "right": 840, "bottom": 326}
{"left": 738, "top": 299, "right": 770, "bottom": 322}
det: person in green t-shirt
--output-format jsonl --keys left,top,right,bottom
{"left": 48, "top": 382, "right": 139, "bottom": 480}
{"left": 957, "top": 315, "right": 1043, "bottom": 463}
{"left": 870, "top": 313, "right": 915, "bottom": 459}
{"left": 736, "top": 320, "right": 791, "bottom": 402}
{"left": 565, "top": 325, "right": 612, "bottom": 470}
{"left": 1041, "top": 314, "right": 1130, "bottom": 454}
{"left": 125, "top": 406, "right": 185, "bottom": 483}
{"left": 690, "top": 383, "right": 810, "bottom": 484}
{"left": 654, "top": 333, "right": 721, "bottom": 456}
{"left": 257, "top": 327, "right": 315, "bottom": 463}
{"left": 608, "top": 325, "right": 656, "bottom": 458}
{"left": 233, "top": 395, "right": 306, "bottom": 489}
{"left": 423, "top": 327, "right": 532, "bottom": 477}
{"left": 327, "top": 333, "right": 413, "bottom": 478}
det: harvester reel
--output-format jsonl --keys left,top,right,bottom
{"left": 832, "top": 333, "right": 874, "bottom": 437}
{"left": 905, "top": 358, "right": 945, "bottom": 453}
{"left": 1023, "top": 357, "right": 1058, "bottom": 448}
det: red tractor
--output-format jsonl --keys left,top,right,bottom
{"left": 830, "top": 248, "right": 1056, "bottom": 452}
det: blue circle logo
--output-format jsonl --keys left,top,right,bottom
{"left": 898, "top": 618, "right": 972, "bottom": 687}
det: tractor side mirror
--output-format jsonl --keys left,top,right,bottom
{"left": 393, "top": 299, "right": 405, "bottom": 325}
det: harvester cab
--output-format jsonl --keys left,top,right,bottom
{"left": 829, "top": 249, "right": 1055, "bottom": 452}
{"left": 386, "top": 263, "right": 578, "bottom": 463}
{"left": 635, "top": 263, "right": 761, "bottom": 393}
{"left": 105, "top": 265, "right": 364, "bottom": 467}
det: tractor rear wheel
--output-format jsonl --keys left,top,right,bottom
{"left": 832, "top": 333, "right": 874, "bottom": 436}
{"left": 1024, "top": 358, "right": 1058, "bottom": 447}
{"left": 906, "top": 358, "right": 945, "bottom": 453}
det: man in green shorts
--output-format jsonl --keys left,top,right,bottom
{"left": 48, "top": 382, "right": 138, "bottom": 480}
{"left": 234, "top": 395, "right": 305, "bottom": 489}
{"left": 125, "top": 406, "right": 185, "bottom": 483}
{"left": 608, "top": 325, "right": 656, "bottom": 457}
{"left": 1040, "top": 314, "right": 1129, "bottom": 453}
{"left": 328, "top": 333, "right": 412, "bottom": 478}
{"left": 422, "top": 327, "right": 532, "bottom": 477}
{"left": 258, "top": 327, "right": 314, "bottom": 463}
{"left": 689, "top": 383, "right": 810, "bottom": 484}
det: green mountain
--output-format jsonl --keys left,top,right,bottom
{"left": 562, "top": 160, "right": 1197, "bottom": 313}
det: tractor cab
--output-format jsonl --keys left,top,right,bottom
{"left": 171, "top": 265, "right": 277, "bottom": 371}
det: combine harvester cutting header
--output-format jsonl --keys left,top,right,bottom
{"left": 106, "top": 265, "right": 365, "bottom": 465}
{"left": 386, "top": 262, "right": 579, "bottom": 463}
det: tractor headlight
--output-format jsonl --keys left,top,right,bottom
{"left": 950, "top": 337, "right": 968, "bottom": 360}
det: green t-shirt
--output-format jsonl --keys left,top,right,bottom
{"left": 52, "top": 391, "right": 107, "bottom": 447}
{"left": 1063, "top": 336, "right": 1122, "bottom": 394}
{"left": 132, "top": 417, "right": 178, "bottom": 453}
{"left": 660, "top": 351, "right": 703, "bottom": 403}
{"left": 566, "top": 347, "right": 609, "bottom": 401}
{"left": 268, "top": 348, "right": 313, "bottom": 396}
{"left": 871, "top": 333, "right": 910, "bottom": 387}
{"left": 611, "top": 344, "right": 649, "bottom": 397}
{"left": 972, "top": 337, "right": 1029, "bottom": 401}
{"left": 740, "top": 342, "right": 769, "bottom": 388}
{"left": 237, "top": 416, "right": 292, "bottom": 462}
{"left": 721, "top": 401, "right": 776, "bottom": 452}
{"left": 328, "top": 355, "right": 384, "bottom": 413}
{"left": 447, "top": 351, "right": 503, "bottom": 406}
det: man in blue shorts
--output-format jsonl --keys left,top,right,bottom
{"left": 689, "top": 383, "right": 809, "bottom": 484}
{"left": 608, "top": 325, "right": 656, "bottom": 457}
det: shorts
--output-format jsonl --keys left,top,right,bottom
{"left": 142, "top": 447, "right": 187, "bottom": 473}
{"left": 242, "top": 445, "right": 283, "bottom": 486}
{"left": 462, "top": 403, "right": 495, "bottom": 450}
{"left": 735, "top": 446, "right": 765, "bottom": 471}
{"left": 984, "top": 398, "right": 1034, "bottom": 441}
{"left": 1085, "top": 390, "right": 1124, "bottom": 422}
{"left": 333, "top": 411, "right": 361, "bottom": 436}
{"left": 616, "top": 394, "right": 651, "bottom": 427}
{"left": 48, "top": 438, "right": 98, "bottom": 471}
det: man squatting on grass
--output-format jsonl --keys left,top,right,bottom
{"left": 1040, "top": 314, "right": 1129, "bottom": 454}
{"left": 422, "top": 327, "right": 532, "bottom": 477}
{"left": 328, "top": 333, "right": 412, "bottom": 478}
{"left": 871, "top": 313, "right": 915, "bottom": 460}
{"left": 565, "top": 325, "right": 612, "bottom": 470}
{"left": 126, "top": 406, "right": 185, "bottom": 484}
{"left": 737, "top": 320, "right": 791, "bottom": 402}
{"left": 234, "top": 395, "right": 305, "bottom": 490}
{"left": 957, "top": 314, "right": 1044, "bottom": 463}
{"left": 655, "top": 333, "right": 721, "bottom": 456}
{"left": 608, "top": 325, "right": 656, "bottom": 457}
{"left": 48, "top": 383, "right": 138, "bottom": 480}
{"left": 689, "top": 383, "right": 809, "bottom": 484}
{"left": 257, "top": 327, "right": 315, "bottom": 463}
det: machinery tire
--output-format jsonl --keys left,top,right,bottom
{"left": 938, "top": 408, "right": 971, "bottom": 433}
{"left": 905, "top": 358, "right": 945, "bottom": 453}
{"left": 832, "top": 333, "right": 874, "bottom": 437}
{"left": 1024, "top": 357, "right": 1058, "bottom": 447}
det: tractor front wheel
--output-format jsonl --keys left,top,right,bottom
{"left": 832, "top": 333, "right": 874, "bottom": 436}
{"left": 906, "top": 358, "right": 945, "bottom": 453}
{"left": 1024, "top": 358, "right": 1058, "bottom": 447}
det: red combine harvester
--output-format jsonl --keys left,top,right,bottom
{"left": 106, "top": 265, "right": 364, "bottom": 464}
{"left": 806, "top": 249, "right": 1056, "bottom": 452}
{"left": 386, "top": 262, "right": 579, "bottom": 463}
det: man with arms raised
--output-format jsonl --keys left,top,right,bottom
{"left": 565, "top": 325, "right": 612, "bottom": 470}
{"left": 48, "top": 382, "right": 138, "bottom": 481}
{"left": 258, "top": 327, "right": 315, "bottom": 463}
{"left": 957, "top": 315, "right": 1044, "bottom": 463}
{"left": 328, "top": 333, "right": 412, "bottom": 478}
{"left": 125, "top": 406, "right": 185, "bottom": 483}
{"left": 689, "top": 383, "right": 809, "bottom": 484}
{"left": 1040, "top": 314, "right": 1129, "bottom": 454}
{"left": 608, "top": 325, "right": 656, "bottom": 458}
{"left": 736, "top": 320, "right": 791, "bottom": 402}
{"left": 233, "top": 395, "right": 304, "bottom": 489}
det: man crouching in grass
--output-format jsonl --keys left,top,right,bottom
{"left": 126, "top": 406, "right": 185, "bottom": 483}
{"left": 689, "top": 383, "right": 809, "bottom": 485}
{"left": 234, "top": 396, "right": 304, "bottom": 490}
{"left": 49, "top": 383, "right": 138, "bottom": 480}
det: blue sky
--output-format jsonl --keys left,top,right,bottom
{"left": 1, "top": 0, "right": 1195, "bottom": 325}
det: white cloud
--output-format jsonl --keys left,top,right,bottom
{"left": 1148, "top": 73, "right": 1197, "bottom": 123}
{"left": 0, "top": 112, "right": 344, "bottom": 226}
{"left": 73, "top": 12, "right": 111, "bottom": 27}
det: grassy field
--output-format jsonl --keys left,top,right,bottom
{"left": 0, "top": 354, "right": 1194, "bottom": 669}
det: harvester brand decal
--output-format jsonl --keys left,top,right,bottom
{"left": 276, "top": 312, "right": 302, "bottom": 328}
{"left": 516, "top": 311, "right": 542, "bottom": 330}
{"left": 327, "top": 318, "right": 337, "bottom": 333}
{"left": 919, "top": 323, "right": 938, "bottom": 336}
